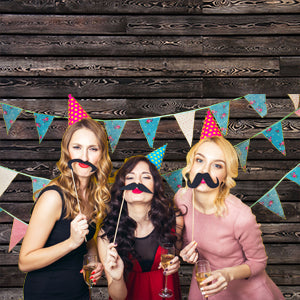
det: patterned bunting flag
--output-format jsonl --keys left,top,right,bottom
{"left": 34, "top": 113, "right": 55, "bottom": 143}
{"left": 0, "top": 166, "right": 18, "bottom": 198}
{"left": 1, "top": 104, "right": 23, "bottom": 133}
{"left": 146, "top": 144, "right": 167, "bottom": 170}
{"left": 9, "top": 218, "right": 28, "bottom": 252}
{"left": 104, "top": 120, "right": 126, "bottom": 153}
{"left": 285, "top": 164, "right": 300, "bottom": 185}
{"left": 210, "top": 101, "right": 230, "bottom": 135}
{"left": 295, "top": 108, "right": 300, "bottom": 117}
{"left": 288, "top": 94, "right": 299, "bottom": 110}
{"left": 139, "top": 117, "right": 160, "bottom": 148}
{"left": 262, "top": 122, "right": 286, "bottom": 155}
{"left": 0, "top": 207, "right": 2, "bottom": 212}
{"left": 31, "top": 177, "right": 51, "bottom": 200}
{"left": 258, "top": 188, "right": 285, "bottom": 219}
{"left": 244, "top": 94, "right": 267, "bottom": 117}
{"left": 162, "top": 169, "right": 183, "bottom": 193}
{"left": 234, "top": 139, "right": 250, "bottom": 171}
{"left": 175, "top": 111, "right": 195, "bottom": 146}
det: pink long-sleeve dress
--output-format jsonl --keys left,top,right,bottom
{"left": 175, "top": 188, "right": 284, "bottom": 300}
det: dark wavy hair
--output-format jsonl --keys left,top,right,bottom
{"left": 101, "top": 155, "right": 181, "bottom": 272}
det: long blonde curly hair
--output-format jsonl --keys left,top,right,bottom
{"left": 182, "top": 136, "right": 239, "bottom": 216}
{"left": 51, "top": 118, "right": 112, "bottom": 224}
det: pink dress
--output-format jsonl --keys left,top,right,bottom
{"left": 175, "top": 188, "right": 284, "bottom": 300}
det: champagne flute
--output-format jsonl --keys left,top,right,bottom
{"left": 83, "top": 254, "right": 98, "bottom": 300}
{"left": 195, "top": 259, "right": 211, "bottom": 299}
{"left": 159, "top": 243, "right": 175, "bottom": 298}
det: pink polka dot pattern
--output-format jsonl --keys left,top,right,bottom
{"left": 200, "top": 109, "right": 222, "bottom": 140}
{"left": 68, "top": 94, "right": 91, "bottom": 126}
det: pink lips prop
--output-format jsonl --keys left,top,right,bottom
{"left": 79, "top": 162, "right": 90, "bottom": 168}
{"left": 132, "top": 188, "right": 143, "bottom": 194}
{"left": 200, "top": 179, "right": 206, "bottom": 184}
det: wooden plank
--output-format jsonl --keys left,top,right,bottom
{"left": 0, "top": 0, "right": 202, "bottom": 14}
{"left": 203, "top": 36, "right": 300, "bottom": 56}
{"left": 2, "top": 35, "right": 300, "bottom": 57}
{"left": 0, "top": 286, "right": 299, "bottom": 300}
{"left": 0, "top": 98, "right": 297, "bottom": 120}
{"left": 0, "top": 77, "right": 203, "bottom": 98}
{"left": 280, "top": 57, "right": 300, "bottom": 77}
{"left": 0, "top": 35, "right": 204, "bottom": 57}
{"left": 0, "top": 178, "right": 298, "bottom": 203}
{"left": 1, "top": 77, "right": 299, "bottom": 98}
{"left": 0, "top": 57, "right": 280, "bottom": 77}
{"left": 1, "top": 201, "right": 298, "bottom": 223}
{"left": 1, "top": 14, "right": 300, "bottom": 35}
{"left": 203, "top": 78, "right": 300, "bottom": 97}
{"left": 0, "top": 138, "right": 299, "bottom": 161}
{"left": 202, "top": 0, "right": 300, "bottom": 14}
{"left": 1, "top": 223, "right": 299, "bottom": 245}
{"left": 0, "top": 263, "right": 299, "bottom": 286}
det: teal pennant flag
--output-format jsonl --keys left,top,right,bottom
{"left": 162, "top": 169, "right": 183, "bottom": 193}
{"left": 139, "top": 117, "right": 160, "bottom": 148}
{"left": 31, "top": 177, "right": 51, "bottom": 200}
{"left": 34, "top": 113, "right": 55, "bottom": 143}
{"left": 258, "top": 188, "right": 285, "bottom": 219}
{"left": 104, "top": 120, "right": 126, "bottom": 153}
{"left": 210, "top": 101, "right": 230, "bottom": 135}
{"left": 1, "top": 104, "right": 23, "bottom": 133}
{"left": 146, "top": 144, "right": 167, "bottom": 170}
{"left": 234, "top": 139, "right": 250, "bottom": 171}
{"left": 262, "top": 122, "right": 286, "bottom": 155}
{"left": 244, "top": 94, "right": 267, "bottom": 117}
{"left": 285, "top": 164, "right": 300, "bottom": 186}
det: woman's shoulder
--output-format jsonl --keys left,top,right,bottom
{"left": 225, "top": 194, "right": 252, "bottom": 216}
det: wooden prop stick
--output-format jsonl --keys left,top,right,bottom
{"left": 70, "top": 169, "right": 87, "bottom": 242}
{"left": 192, "top": 189, "right": 195, "bottom": 242}
{"left": 113, "top": 193, "right": 126, "bottom": 244}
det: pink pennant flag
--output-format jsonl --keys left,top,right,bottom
{"left": 295, "top": 108, "right": 300, "bottom": 117}
{"left": 9, "top": 218, "right": 28, "bottom": 252}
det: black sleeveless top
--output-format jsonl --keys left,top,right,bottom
{"left": 23, "top": 185, "right": 96, "bottom": 300}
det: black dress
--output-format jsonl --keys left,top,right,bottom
{"left": 23, "top": 185, "right": 96, "bottom": 300}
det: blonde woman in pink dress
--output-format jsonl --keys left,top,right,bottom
{"left": 175, "top": 136, "right": 284, "bottom": 300}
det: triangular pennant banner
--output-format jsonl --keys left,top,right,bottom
{"left": 0, "top": 208, "right": 2, "bottom": 213}
{"left": 1, "top": 104, "right": 23, "bottom": 133}
{"left": 162, "top": 169, "right": 183, "bottom": 193}
{"left": 244, "top": 94, "right": 267, "bottom": 117}
{"left": 200, "top": 109, "right": 222, "bottom": 140}
{"left": 295, "top": 108, "right": 300, "bottom": 117}
{"left": 288, "top": 94, "right": 299, "bottom": 110}
{"left": 32, "top": 177, "right": 51, "bottom": 200}
{"left": 34, "top": 113, "right": 55, "bottom": 143}
{"left": 104, "top": 120, "right": 126, "bottom": 153}
{"left": 210, "top": 101, "right": 230, "bottom": 135}
{"left": 234, "top": 139, "right": 250, "bottom": 171}
{"left": 175, "top": 111, "right": 195, "bottom": 146}
{"left": 0, "top": 166, "right": 18, "bottom": 198}
{"left": 146, "top": 144, "right": 167, "bottom": 170}
{"left": 68, "top": 94, "right": 91, "bottom": 126}
{"left": 258, "top": 188, "right": 285, "bottom": 219}
{"left": 9, "top": 218, "right": 28, "bottom": 252}
{"left": 139, "top": 117, "right": 161, "bottom": 148}
{"left": 285, "top": 164, "right": 300, "bottom": 186}
{"left": 262, "top": 122, "right": 286, "bottom": 155}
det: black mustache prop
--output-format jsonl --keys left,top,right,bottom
{"left": 120, "top": 182, "right": 153, "bottom": 194}
{"left": 67, "top": 159, "right": 97, "bottom": 173}
{"left": 187, "top": 173, "right": 219, "bottom": 189}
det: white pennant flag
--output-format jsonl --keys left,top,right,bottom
{"left": 175, "top": 111, "right": 195, "bottom": 146}
{"left": 288, "top": 94, "right": 299, "bottom": 110}
{"left": 0, "top": 166, "right": 18, "bottom": 198}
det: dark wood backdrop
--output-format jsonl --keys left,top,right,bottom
{"left": 0, "top": 1, "right": 299, "bottom": 299}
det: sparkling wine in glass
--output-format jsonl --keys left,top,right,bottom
{"left": 159, "top": 243, "right": 175, "bottom": 298}
{"left": 83, "top": 254, "right": 98, "bottom": 300}
{"left": 195, "top": 259, "right": 211, "bottom": 299}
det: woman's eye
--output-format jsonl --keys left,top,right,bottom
{"left": 196, "top": 158, "right": 203, "bottom": 163}
{"left": 90, "top": 147, "right": 99, "bottom": 152}
{"left": 214, "top": 164, "right": 223, "bottom": 169}
{"left": 73, "top": 146, "right": 80, "bottom": 150}
{"left": 143, "top": 176, "right": 152, "bottom": 180}
{"left": 125, "top": 176, "right": 134, "bottom": 180}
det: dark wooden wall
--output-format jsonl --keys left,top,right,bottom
{"left": 0, "top": 0, "right": 300, "bottom": 299}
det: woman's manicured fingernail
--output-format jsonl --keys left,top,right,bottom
{"left": 91, "top": 271, "right": 95, "bottom": 275}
